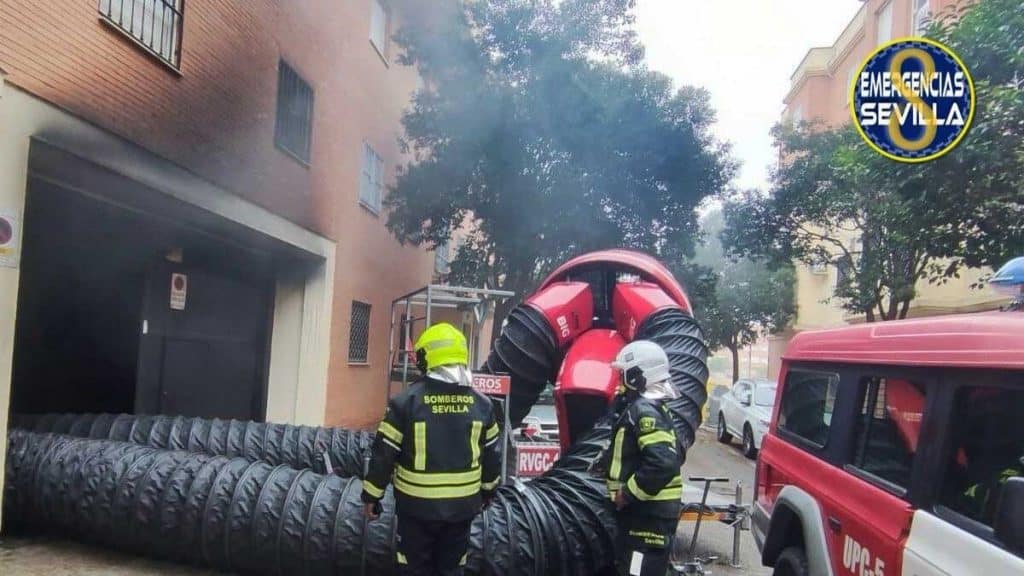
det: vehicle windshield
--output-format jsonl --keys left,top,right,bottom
{"left": 754, "top": 386, "right": 777, "bottom": 407}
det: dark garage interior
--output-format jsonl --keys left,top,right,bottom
{"left": 10, "top": 176, "right": 276, "bottom": 420}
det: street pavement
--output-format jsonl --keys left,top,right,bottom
{"left": 672, "top": 426, "right": 772, "bottom": 576}
{"left": 1, "top": 426, "right": 771, "bottom": 576}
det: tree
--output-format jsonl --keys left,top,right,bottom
{"left": 680, "top": 210, "right": 795, "bottom": 382}
{"left": 724, "top": 0, "right": 1023, "bottom": 322}
{"left": 386, "top": 0, "right": 734, "bottom": 316}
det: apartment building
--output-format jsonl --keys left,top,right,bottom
{"left": 0, "top": 0, "right": 448, "bottom": 509}
{"left": 769, "top": 0, "right": 1008, "bottom": 377}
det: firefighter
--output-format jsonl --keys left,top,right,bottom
{"left": 604, "top": 340, "right": 683, "bottom": 576}
{"left": 361, "top": 322, "right": 502, "bottom": 576}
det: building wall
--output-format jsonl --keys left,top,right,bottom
{"left": 777, "top": 0, "right": 1004, "bottom": 350}
{"left": 0, "top": 0, "right": 442, "bottom": 431}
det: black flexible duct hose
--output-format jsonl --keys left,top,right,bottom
{"left": 635, "top": 308, "right": 710, "bottom": 456}
{"left": 483, "top": 305, "right": 561, "bottom": 428}
{"left": 4, "top": 311, "right": 706, "bottom": 575}
{"left": 9, "top": 413, "right": 371, "bottom": 477}
{"left": 4, "top": 425, "right": 615, "bottom": 576}
{"left": 3, "top": 429, "right": 395, "bottom": 574}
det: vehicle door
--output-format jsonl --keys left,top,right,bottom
{"left": 824, "top": 370, "right": 928, "bottom": 576}
{"left": 758, "top": 366, "right": 842, "bottom": 575}
{"left": 903, "top": 374, "right": 1024, "bottom": 575}
{"left": 726, "top": 380, "right": 751, "bottom": 436}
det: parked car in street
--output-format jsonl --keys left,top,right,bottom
{"left": 716, "top": 377, "right": 776, "bottom": 459}
{"left": 753, "top": 311, "right": 1024, "bottom": 576}
{"left": 514, "top": 384, "right": 559, "bottom": 443}
{"left": 705, "top": 383, "right": 729, "bottom": 427}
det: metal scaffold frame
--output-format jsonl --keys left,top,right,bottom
{"left": 386, "top": 284, "right": 515, "bottom": 395}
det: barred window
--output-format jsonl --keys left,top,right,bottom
{"left": 99, "top": 0, "right": 184, "bottom": 68}
{"left": 275, "top": 61, "right": 315, "bottom": 165}
{"left": 348, "top": 301, "right": 372, "bottom": 363}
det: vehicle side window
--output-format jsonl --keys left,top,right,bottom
{"left": 937, "top": 384, "right": 1024, "bottom": 529}
{"left": 778, "top": 369, "right": 839, "bottom": 448}
{"left": 733, "top": 382, "right": 750, "bottom": 399}
{"left": 850, "top": 376, "right": 925, "bottom": 492}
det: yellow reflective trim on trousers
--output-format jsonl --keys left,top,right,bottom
{"left": 397, "top": 552, "right": 408, "bottom": 565}
{"left": 459, "top": 553, "right": 467, "bottom": 566}
{"left": 482, "top": 477, "right": 500, "bottom": 491}
{"left": 637, "top": 430, "right": 675, "bottom": 450}
{"left": 485, "top": 422, "right": 500, "bottom": 441}
{"left": 607, "top": 480, "right": 623, "bottom": 501}
{"left": 363, "top": 479, "right": 385, "bottom": 499}
{"left": 378, "top": 421, "right": 403, "bottom": 445}
{"left": 414, "top": 422, "right": 426, "bottom": 470}
{"left": 626, "top": 476, "right": 682, "bottom": 501}
{"left": 609, "top": 427, "right": 626, "bottom": 480}
{"left": 470, "top": 421, "right": 482, "bottom": 467}
{"left": 396, "top": 465, "right": 481, "bottom": 486}
{"left": 394, "top": 476, "right": 481, "bottom": 499}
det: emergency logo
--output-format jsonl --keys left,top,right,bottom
{"left": 851, "top": 38, "right": 974, "bottom": 163}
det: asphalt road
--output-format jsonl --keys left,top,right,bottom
{"left": 0, "top": 427, "right": 771, "bottom": 576}
{"left": 672, "top": 426, "right": 772, "bottom": 576}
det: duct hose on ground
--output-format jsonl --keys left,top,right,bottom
{"left": 4, "top": 311, "right": 706, "bottom": 575}
{"left": 8, "top": 412, "right": 371, "bottom": 477}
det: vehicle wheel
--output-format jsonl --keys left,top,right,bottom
{"left": 717, "top": 413, "right": 732, "bottom": 444}
{"left": 773, "top": 546, "right": 809, "bottom": 576}
{"left": 742, "top": 425, "right": 757, "bottom": 459}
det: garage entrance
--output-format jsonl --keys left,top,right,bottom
{"left": 11, "top": 162, "right": 276, "bottom": 420}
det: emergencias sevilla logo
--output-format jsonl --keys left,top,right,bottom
{"left": 851, "top": 38, "right": 975, "bottom": 163}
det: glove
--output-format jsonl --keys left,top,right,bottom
{"left": 363, "top": 501, "right": 382, "bottom": 520}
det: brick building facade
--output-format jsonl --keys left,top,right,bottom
{"left": 0, "top": 0, "right": 447, "bottom": 513}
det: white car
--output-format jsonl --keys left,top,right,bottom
{"left": 716, "top": 377, "right": 776, "bottom": 459}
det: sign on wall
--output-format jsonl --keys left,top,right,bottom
{"left": 0, "top": 210, "right": 21, "bottom": 269}
{"left": 170, "top": 273, "right": 188, "bottom": 310}
{"left": 471, "top": 373, "right": 511, "bottom": 397}
{"left": 515, "top": 443, "right": 561, "bottom": 477}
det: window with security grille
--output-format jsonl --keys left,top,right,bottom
{"left": 98, "top": 0, "right": 184, "bottom": 68}
{"left": 349, "top": 301, "right": 372, "bottom": 363}
{"left": 275, "top": 60, "right": 315, "bottom": 164}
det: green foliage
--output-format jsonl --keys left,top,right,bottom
{"left": 386, "top": 0, "right": 734, "bottom": 299}
{"left": 724, "top": 0, "right": 1023, "bottom": 322}
{"left": 678, "top": 210, "right": 795, "bottom": 382}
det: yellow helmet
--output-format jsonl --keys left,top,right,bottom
{"left": 414, "top": 322, "right": 469, "bottom": 371}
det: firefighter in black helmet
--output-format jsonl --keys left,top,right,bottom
{"left": 361, "top": 322, "right": 502, "bottom": 575}
{"left": 604, "top": 340, "right": 683, "bottom": 576}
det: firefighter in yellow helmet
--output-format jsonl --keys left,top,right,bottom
{"left": 361, "top": 322, "right": 502, "bottom": 575}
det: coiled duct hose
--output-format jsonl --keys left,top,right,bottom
{"left": 483, "top": 305, "right": 560, "bottom": 428}
{"left": 9, "top": 413, "right": 371, "bottom": 477}
{"left": 635, "top": 308, "right": 710, "bottom": 456}
{"left": 4, "top": 311, "right": 706, "bottom": 575}
{"left": 4, "top": 423, "right": 616, "bottom": 576}
{"left": 3, "top": 429, "right": 396, "bottom": 575}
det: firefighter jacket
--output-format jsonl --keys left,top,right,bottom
{"left": 604, "top": 396, "right": 683, "bottom": 519}
{"left": 361, "top": 376, "right": 502, "bottom": 522}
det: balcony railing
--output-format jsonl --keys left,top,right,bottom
{"left": 99, "top": 0, "right": 184, "bottom": 68}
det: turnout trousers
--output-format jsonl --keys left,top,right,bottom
{"left": 615, "top": 514, "right": 678, "bottom": 576}
{"left": 396, "top": 514, "right": 472, "bottom": 576}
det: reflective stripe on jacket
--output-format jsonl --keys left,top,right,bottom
{"left": 361, "top": 376, "right": 502, "bottom": 521}
{"left": 605, "top": 396, "right": 683, "bottom": 519}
